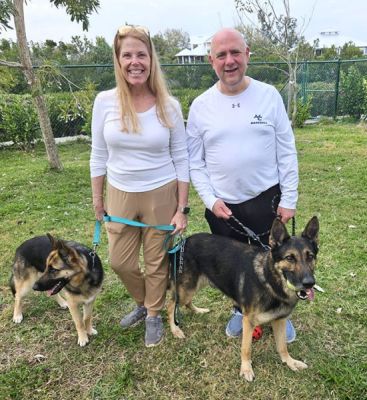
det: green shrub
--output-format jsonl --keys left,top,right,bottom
{"left": 171, "top": 88, "right": 205, "bottom": 119}
{"left": 0, "top": 87, "right": 96, "bottom": 148}
{"left": 295, "top": 96, "right": 312, "bottom": 128}
{"left": 339, "top": 65, "right": 367, "bottom": 119}
{"left": 0, "top": 94, "right": 40, "bottom": 148}
{"left": 46, "top": 85, "right": 96, "bottom": 137}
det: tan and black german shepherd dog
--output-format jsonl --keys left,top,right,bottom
{"left": 167, "top": 216, "right": 319, "bottom": 381}
{"left": 10, "top": 234, "right": 104, "bottom": 346}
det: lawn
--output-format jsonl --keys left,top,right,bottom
{"left": 0, "top": 123, "right": 366, "bottom": 400}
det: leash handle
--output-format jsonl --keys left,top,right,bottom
{"left": 93, "top": 220, "right": 102, "bottom": 248}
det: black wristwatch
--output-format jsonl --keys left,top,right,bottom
{"left": 177, "top": 205, "right": 190, "bottom": 215}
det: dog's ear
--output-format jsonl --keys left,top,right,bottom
{"left": 302, "top": 216, "right": 319, "bottom": 246}
{"left": 47, "top": 233, "right": 58, "bottom": 249}
{"left": 56, "top": 239, "right": 72, "bottom": 258}
{"left": 269, "top": 218, "right": 290, "bottom": 248}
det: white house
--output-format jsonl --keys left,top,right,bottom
{"left": 175, "top": 34, "right": 213, "bottom": 64}
{"left": 309, "top": 30, "right": 367, "bottom": 56}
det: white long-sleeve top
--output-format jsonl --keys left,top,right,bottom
{"left": 187, "top": 79, "right": 298, "bottom": 210}
{"left": 90, "top": 88, "right": 189, "bottom": 191}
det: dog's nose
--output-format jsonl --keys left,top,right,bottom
{"left": 302, "top": 275, "right": 315, "bottom": 289}
{"left": 32, "top": 282, "right": 40, "bottom": 291}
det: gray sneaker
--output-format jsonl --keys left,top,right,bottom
{"left": 120, "top": 306, "right": 147, "bottom": 329}
{"left": 145, "top": 315, "right": 164, "bottom": 347}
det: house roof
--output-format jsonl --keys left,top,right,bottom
{"left": 175, "top": 43, "right": 209, "bottom": 57}
{"left": 309, "top": 30, "right": 367, "bottom": 48}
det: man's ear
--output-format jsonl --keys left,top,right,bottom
{"left": 208, "top": 54, "right": 214, "bottom": 66}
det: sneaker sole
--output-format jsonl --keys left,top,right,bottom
{"left": 120, "top": 315, "right": 147, "bottom": 329}
{"left": 145, "top": 334, "right": 164, "bottom": 348}
{"left": 225, "top": 327, "right": 242, "bottom": 338}
{"left": 286, "top": 334, "right": 296, "bottom": 344}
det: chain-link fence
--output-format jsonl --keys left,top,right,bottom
{"left": 1, "top": 59, "right": 367, "bottom": 142}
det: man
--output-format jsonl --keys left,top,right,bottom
{"left": 186, "top": 28, "right": 298, "bottom": 342}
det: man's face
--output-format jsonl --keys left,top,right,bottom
{"left": 209, "top": 31, "right": 250, "bottom": 94}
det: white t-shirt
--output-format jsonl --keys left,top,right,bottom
{"left": 187, "top": 79, "right": 298, "bottom": 210}
{"left": 90, "top": 88, "right": 189, "bottom": 192}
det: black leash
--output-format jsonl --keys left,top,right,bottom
{"left": 226, "top": 216, "right": 271, "bottom": 251}
{"left": 168, "top": 236, "right": 186, "bottom": 326}
{"left": 225, "top": 215, "right": 296, "bottom": 250}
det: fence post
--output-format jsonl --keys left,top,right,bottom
{"left": 334, "top": 59, "right": 341, "bottom": 119}
{"left": 300, "top": 60, "right": 306, "bottom": 100}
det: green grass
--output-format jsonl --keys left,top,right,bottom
{"left": 0, "top": 124, "right": 366, "bottom": 400}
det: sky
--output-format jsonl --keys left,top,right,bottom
{"left": 0, "top": 0, "right": 366, "bottom": 45}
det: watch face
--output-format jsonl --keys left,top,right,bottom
{"left": 182, "top": 206, "right": 190, "bottom": 215}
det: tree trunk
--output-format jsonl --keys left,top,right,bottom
{"left": 287, "top": 64, "right": 298, "bottom": 127}
{"left": 13, "top": 0, "right": 63, "bottom": 170}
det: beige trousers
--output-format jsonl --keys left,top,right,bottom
{"left": 106, "top": 180, "right": 177, "bottom": 313}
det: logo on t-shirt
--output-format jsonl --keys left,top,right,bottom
{"left": 251, "top": 114, "right": 267, "bottom": 125}
{"left": 232, "top": 103, "right": 241, "bottom": 108}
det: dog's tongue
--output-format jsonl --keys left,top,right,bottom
{"left": 47, "top": 289, "right": 53, "bottom": 297}
{"left": 306, "top": 288, "right": 315, "bottom": 301}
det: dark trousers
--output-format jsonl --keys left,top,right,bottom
{"left": 205, "top": 184, "right": 281, "bottom": 314}
{"left": 205, "top": 184, "right": 281, "bottom": 247}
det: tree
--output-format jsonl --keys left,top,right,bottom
{"left": 0, "top": 0, "right": 99, "bottom": 170}
{"left": 340, "top": 42, "right": 363, "bottom": 59}
{"left": 235, "top": 0, "right": 313, "bottom": 126}
{"left": 152, "top": 29, "right": 190, "bottom": 63}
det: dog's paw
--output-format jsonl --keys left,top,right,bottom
{"left": 59, "top": 302, "right": 68, "bottom": 310}
{"left": 88, "top": 327, "right": 98, "bottom": 336}
{"left": 193, "top": 306, "right": 210, "bottom": 314}
{"left": 77, "top": 334, "right": 89, "bottom": 347}
{"left": 286, "top": 357, "right": 308, "bottom": 371}
{"left": 240, "top": 361, "right": 255, "bottom": 382}
{"left": 13, "top": 314, "right": 23, "bottom": 323}
{"left": 171, "top": 326, "right": 186, "bottom": 339}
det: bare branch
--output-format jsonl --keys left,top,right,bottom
{"left": 0, "top": 59, "right": 22, "bottom": 68}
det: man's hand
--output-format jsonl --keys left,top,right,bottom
{"left": 212, "top": 199, "right": 232, "bottom": 219}
{"left": 277, "top": 206, "right": 296, "bottom": 224}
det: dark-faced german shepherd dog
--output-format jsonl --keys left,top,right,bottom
{"left": 167, "top": 216, "right": 319, "bottom": 381}
{"left": 10, "top": 234, "right": 104, "bottom": 347}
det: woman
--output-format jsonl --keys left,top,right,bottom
{"left": 90, "top": 25, "right": 189, "bottom": 347}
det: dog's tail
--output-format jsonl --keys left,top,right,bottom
{"left": 9, "top": 273, "right": 16, "bottom": 296}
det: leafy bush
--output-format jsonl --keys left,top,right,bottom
{"left": 0, "top": 94, "right": 40, "bottom": 148}
{"left": 339, "top": 65, "right": 367, "bottom": 119}
{"left": 295, "top": 97, "right": 312, "bottom": 128}
{"left": 46, "top": 85, "right": 96, "bottom": 137}
{"left": 171, "top": 88, "right": 205, "bottom": 119}
{"left": 0, "top": 87, "right": 96, "bottom": 147}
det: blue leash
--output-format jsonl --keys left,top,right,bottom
{"left": 103, "top": 214, "right": 175, "bottom": 232}
{"left": 92, "top": 214, "right": 184, "bottom": 326}
{"left": 93, "top": 214, "right": 175, "bottom": 249}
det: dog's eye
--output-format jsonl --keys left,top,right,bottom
{"left": 306, "top": 253, "right": 315, "bottom": 261}
{"left": 285, "top": 255, "right": 296, "bottom": 262}
{"left": 48, "top": 266, "right": 57, "bottom": 273}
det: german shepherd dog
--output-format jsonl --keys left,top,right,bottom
{"left": 10, "top": 234, "right": 104, "bottom": 346}
{"left": 167, "top": 216, "right": 319, "bottom": 381}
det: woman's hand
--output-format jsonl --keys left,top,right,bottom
{"left": 170, "top": 211, "right": 188, "bottom": 235}
{"left": 93, "top": 197, "right": 105, "bottom": 221}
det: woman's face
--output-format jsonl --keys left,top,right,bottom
{"left": 119, "top": 36, "right": 151, "bottom": 88}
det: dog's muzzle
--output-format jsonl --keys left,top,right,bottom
{"left": 296, "top": 287, "right": 314, "bottom": 300}
{"left": 33, "top": 278, "right": 69, "bottom": 296}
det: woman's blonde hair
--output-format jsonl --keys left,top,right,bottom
{"left": 113, "top": 25, "right": 173, "bottom": 132}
